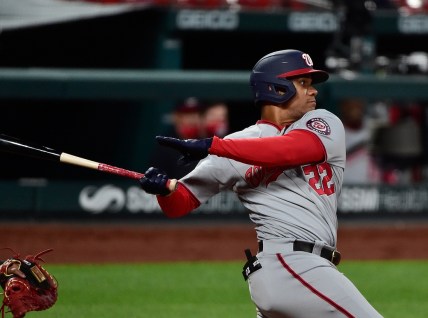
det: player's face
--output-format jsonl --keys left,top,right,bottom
{"left": 283, "top": 76, "right": 318, "bottom": 122}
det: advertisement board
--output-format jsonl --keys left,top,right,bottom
{"left": 2, "top": 180, "right": 428, "bottom": 220}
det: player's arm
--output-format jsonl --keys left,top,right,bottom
{"left": 139, "top": 167, "right": 200, "bottom": 218}
{"left": 210, "top": 129, "right": 325, "bottom": 167}
{"left": 156, "top": 129, "right": 326, "bottom": 168}
{"left": 156, "top": 183, "right": 200, "bottom": 218}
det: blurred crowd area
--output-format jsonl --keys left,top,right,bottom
{"left": 149, "top": 98, "right": 230, "bottom": 179}
{"left": 78, "top": 0, "right": 428, "bottom": 13}
{"left": 339, "top": 98, "right": 428, "bottom": 186}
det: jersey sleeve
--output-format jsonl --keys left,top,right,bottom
{"left": 179, "top": 153, "right": 241, "bottom": 204}
{"left": 209, "top": 130, "right": 325, "bottom": 168}
{"left": 156, "top": 183, "right": 200, "bottom": 218}
{"left": 288, "top": 109, "right": 346, "bottom": 168}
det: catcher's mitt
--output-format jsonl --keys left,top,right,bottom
{"left": 0, "top": 249, "right": 58, "bottom": 318}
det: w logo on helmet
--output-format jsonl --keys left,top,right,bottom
{"left": 302, "top": 53, "right": 314, "bottom": 67}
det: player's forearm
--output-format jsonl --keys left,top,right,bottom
{"left": 157, "top": 183, "right": 200, "bottom": 218}
{"left": 210, "top": 129, "right": 326, "bottom": 167}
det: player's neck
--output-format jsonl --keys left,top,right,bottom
{"left": 261, "top": 104, "right": 294, "bottom": 128}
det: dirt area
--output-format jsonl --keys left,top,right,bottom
{"left": 1, "top": 220, "right": 427, "bottom": 263}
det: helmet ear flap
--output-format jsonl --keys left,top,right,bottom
{"left": 250, "top": 73, "right": 296, "bottom": 105}
{"left": 271, "top": 84, "right": 287, "bottom": 97}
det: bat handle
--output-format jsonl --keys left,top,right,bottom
{"left": 60, "top": 153, "right": 178, "bottom": 193}
{"left": 98, "top": 163, "right": 144, "bottom": 179}
{"left": 99, "top": 163, "right": 178, "bottom": 193}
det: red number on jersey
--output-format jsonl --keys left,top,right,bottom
{"left": 302, "top": 162, "right": 335, "bottom": 196}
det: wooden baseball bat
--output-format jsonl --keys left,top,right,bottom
{"left": 0, "top": 134, "right": 177, "bottom": 191}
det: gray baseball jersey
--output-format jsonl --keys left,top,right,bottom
{"left": 180, "top": 108, "right": 382, "bottom": 317}
{"left": 181, "top": 108, "right": 344, "bottom": 247}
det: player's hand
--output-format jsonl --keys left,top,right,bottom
{"left": 156, "top": 136, "right": 213, "bottom": 166}
{"left": 139, "top": 167, "right": 172, "bottom": 196}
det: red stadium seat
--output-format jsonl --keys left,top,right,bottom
{"left": 236, "top": 0, "right": 278, "bottom": 9}
{"left": 175, "top": 0, "right": 228, "bottom": 8}
{"left": 281, "top": 0, "right": 310, "bottom": 10}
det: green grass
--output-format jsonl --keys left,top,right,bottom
{"left": 15, "top": 261, "right": 428, "bottom": 318}
{"left": 341, "top": 260, "right": 428, "bottom": 317}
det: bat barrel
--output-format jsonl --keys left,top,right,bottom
{"left": 0, "top": 134, "right": 61, "bottom": 161}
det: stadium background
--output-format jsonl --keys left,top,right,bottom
{"left": 1, "top": 1, "right": 428, "bottom": 316}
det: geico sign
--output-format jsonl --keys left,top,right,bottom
{"left": 288, "top": 12, "right": 338, "bottom": 32}
{"left": 398, "top": 15, "right": 428, "bottom": 34}
{"left": 176, "top": 10, "right": 239, "bottom": 30}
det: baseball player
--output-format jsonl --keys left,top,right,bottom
{"left": 140, "top": 49, "right": 382, "bottom": 317}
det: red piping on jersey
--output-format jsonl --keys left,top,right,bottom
{"left": 276, "top": 254, "right": 355, "bottom": 318}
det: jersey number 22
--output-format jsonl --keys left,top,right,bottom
{"left": 303, "top": 162, "right": 335, "bottom": 196}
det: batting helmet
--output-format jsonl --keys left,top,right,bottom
{"left": 250, "top": 49, "right": 329, "bottom": 105}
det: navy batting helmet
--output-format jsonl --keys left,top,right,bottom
{"left": 250, "top": 49, "right": 329, "bottom": 105}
